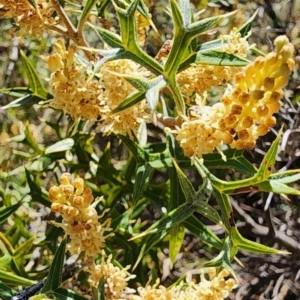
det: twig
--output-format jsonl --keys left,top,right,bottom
{"left": 50, "top": 0, "right": 95, "bottom": 61}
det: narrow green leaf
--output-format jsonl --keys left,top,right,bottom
{"left": 25, "top": 169, "right": 51, "bottom": 207}
{"left": 111, "top": 90, "right": 145, "bottom": 114}
{"left": 1, "top": 94, "right": 44, "bottom": 109}
{"left": 51, "top": 287, "right": 90, "bottom": 300}
{"left": 195, "top": 50, "right": 250, "bottom": 66}
{"left": 257, "top": 180, "right": 300, "bottom": 195}
{"left": 203, "top": 149, "right": 257, "bottom": 176}
{"left": 175, "top": 157, "right": 221, "bottom": 224}
{"left": 187, "top": 10, "right": 237, "bottom": 36}
{"left": 13, "top": 235, "right": 35, "bottom": 259}
{"left": 0, "top": 280, "right": 17, "bottom": 300}
{"left": 0, "top": 201, "right": 23, "bottom": 224}
{"left": 130, "top": 203, "right": 195, "bottom": 240}
{"left": 256, "top": 130, "right": 282, "bottom": 180}
{"left": 0, "top": 87, "right": 33, "bottom": 98}
{"left": 183, "top": 215, "right": 223, "bottom": 250}
{"left": 40, "top": 238, "right": 67, "bottom": 293}
{"left": 0, "top": 269, "right": 36, "bottom": 286}
{"left": 20, "top": 50, "right": 48, "bottom": 99}
{"left": 170, "top": 0, "right": 191, "bottom": 32}
{"left": 78, "top": 0, "right": 98, "bottom": 32}
{"left": 172, "top": 159, "right": 199, "bottom": 204}
{"left": 231, "top": 227, "right": 290, "bottom": 255}
{"left": 145, "top": 76, "right": 167, "bottom": 110}
{"left": 132, "top": 231, "right": 168, "bottom": 270}
{"left": 91, "top": 278, "right": 105, "bottom": 300}
{"left": 114, "top": 0, "right": 139, "bottom": 48}
{"left": 132, "top": 164, "right": 154, "bottom": 203}
{"left": 269, "top": 169, "right": 300, "bottom": 183}
{"left": 96, "top": 0, "right": 110, "bottom": 16}
{"left": 91, "top": 25, "right": 124, "bottom": 48}
{"left": 118, "top": 134, "right": 146, "bottom": 163}
{"left": 44, "top": 138, "right": 74, "bottom": 154}
{"left": 238, "top": 9, "right": 258, "bottom": 37}
{"left": 211, "top": 189, "right": 232, "bottom": 230}
{"left": 169, "top": 224, "right": 185, "bottom": 265}
{"left": 204, "top": 236, "right": 238, "bottom": 281}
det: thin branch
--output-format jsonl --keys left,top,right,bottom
{"left": 49, "top": 0, "right": 95, "bottom": 61}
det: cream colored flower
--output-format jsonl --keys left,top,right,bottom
{"left": 0, "top": 0, "right": 56, "bottom": 36}
{"left": 86, "top": 253, "right": 135, "bottom": 300}
{"left": 97, "top": 59, "right": 151, "bottom": 137}
{"left": 46, "top": 39, "right": 103, "bottom": 123}
{"left": 49, "top": 173, "right": 114, "bottom": 258}
{"left": 129, "top": 268, "right": 235, "bottom": 300}
{"left": 176, "top": 36, "right": 295, "bottom": 158}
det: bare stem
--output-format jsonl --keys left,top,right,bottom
{"left": 50, "top": 0, "right": 95, "bottom": 61}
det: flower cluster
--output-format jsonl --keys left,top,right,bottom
{"left": 86, "top": 253, "right": 135, "bottom": 299}
{"left": 176, "top": 35, "right": 295, "bottom": 158}
{"left": 177, "top": 28, "right": 251, "bottom": 101}
{"left": 46, "top": 40, "right": 151, "bottom": 137}
{"left": 49, "top": 173, "right": 114, "bottom": 258}
{"left": 97, "top": 59, "right": 151, "bottom": 137}
{"left": 129, "top": 268, "right": 235, "bottom": 300}
{"left": 45, "top": 39, "right": 103, "bottom": 124}
{"left": 0, "top": 0, "right": 56, "bottom": 36}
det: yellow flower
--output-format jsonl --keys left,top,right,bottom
{"left": 129, "top": 268, "right": 235, "bottom": 300}
{"left": 86, "top": 253, "right": 135, "bottom": 299}
{"left": 49, "top": 173, "right": 114, "bottom": 258}
{"left": 46, "top": 40, "right": 103, "bottom": 123}
{"left": 97, "top": 59, "right": 151, "bottom": 138}
{"left": 177, "top": 27, "right": 251, "bottom": 101}
{"left": 0, "top": 0, "right": 56, "bottom": 36}
{"left": 176, "top": 36, "right": 294, "bottom": 158}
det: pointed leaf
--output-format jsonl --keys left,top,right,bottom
{"left": 25, "top": 169, "right": 51, "bottom": 207}
{"left": 45, "top": 138, "right": 74, "bottom": 154}
{"left": 114, "top": 0, "right": 139, "bottom": 48}
{"left": 170, "top": 0, "right": 191, "bottom": 33}
{"left": 1, "top": 94, "right": 44, "bottom": 109}
{"left": 183, "top": 215, "right": 223, "bottom": 250}
{"left": 78, "top": 0, "right": 98, "bottom": 32}
{"left": 195, "top": 50, "right": 249, "bottom": 66}
{"left": 257, "top": 180, "right": 300, "bottom": 195}
{"left": 187, "top": 11, "right": 237, "bottom": 36}
{"left": 130, "top": 203, "right": 195, "bottom": 240}
{"left": 256, "top": 130, "right": 282, "bottom": 180}
{"left": 0, "top": 280, "right": 17, "bottom": 300}
{"left": 132, "top": 164, "right": 154, "bottom": 203}
{"left": 132, "top": 231, "right": 168, "bottom": 270}
{"left": 231, "top": 226, "right": 289, "bottom": 255}
{"left": 111, "top": 90, "right": 145, "bottom": 114}
{"left": 169, "top": 224, "right": 185, "bottom": 265}
{"left": 0, "top": 269, "right": 36, "bottom": 286}
{"left": 13, "top": 235, "right": 35, "bottom": 259}
{"left": 91, "top": 25, "right": 124, "bottom": 48}
{"left": 204, "top": 237, "right": 238, "bottom": 281}
{"left": 20, "top": 50, "right": 48, "bottom": 99}
{"left": 269, "top": 169, "right": 300, "bottom": 183}
{"left": 203, "top": 149, "right": 257, "bottom": 176}
{"left": 26, "top": 0, "right": 37, "bottom": 8}
{"left": 40, "top": 238, "right": 67, "bottom": 293}
{"left": 0, "top": 201, "right": 23, "bottom": 224}
{"left": 238, "top": 9, "right": 258, "bottom": 37}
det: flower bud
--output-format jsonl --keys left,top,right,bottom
{"left": 60, "top": 173, "right": 72, "bottom": 185}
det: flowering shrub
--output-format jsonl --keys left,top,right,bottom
{"left": 0, "top": 0, "right": 299, "bottom": 300}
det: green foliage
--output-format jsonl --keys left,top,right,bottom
{"left": 0, "top": 0, "right": 298, "bottom": 299}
